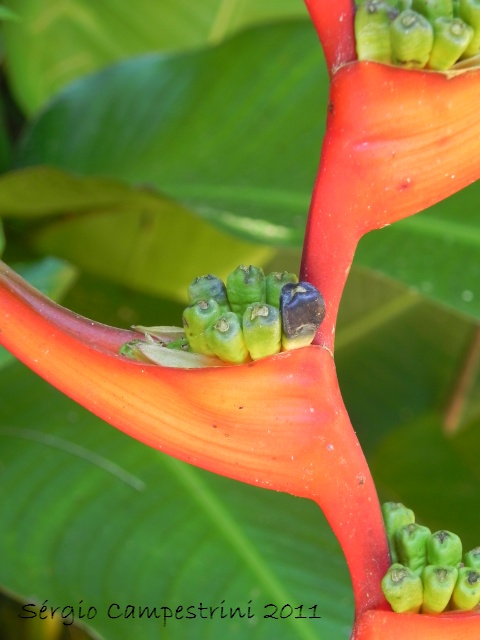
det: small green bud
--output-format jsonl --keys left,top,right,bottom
{"left": 451, "top": 567, "right": 480, "bottom": 610}
{"left": 265, "top": 271, "right": 298, "bottom": 308}
{"left": 394, "top": 522, "right": 431, "bottom": 576}
{"left": 188, "top": 274, "right": 230, "bottom": 312}
{"left": 381, "top": 502, "right": 415, "bottom": 563}
{"left": 280, "top": 282, "right": 325, "bottom": 351}
{"left": 242, "top": 303, "right": 282, "bottom": 360}
{"left": 165, "top": 337, "right": 190, "bottom": 351}
{"left": 182, "top": 299, "right": 223, "bottom": 356}
{"left": 412, "top": 0, "right": 454, "bottom": 20}
{"left": 428, "top": 17, "right": 473, "bottom": 68}
{"left": 391, "top": 9, "right": 434, "bottom": 67}
{"left": 458, "top": 0, "right": 480, "bottom": 57}
{"left": 427, "top": 530, "right": 463, "bottom": 566}
{"left": 421, "top": 565, "right": 458, "bottom": 614}
{"left": 464, "top": 547, "right": 480, "bottom": 570}
{"left": 355, "top": 0, "right": 399, "bottom": 63}
{"left": 119, "top": 339, "right": 154, "bottom": 363}
{"left": 381, "top": 563, "right": 424, "bottom": 613}
{"left": 226, "top": 265, "right": 266, "bottom": 317}
{"left": 205, "top": 313, "right": 250, "bottom": 365}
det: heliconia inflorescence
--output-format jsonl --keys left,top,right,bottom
{"left": 381, "top": 502, "right": 480, "bottom": 613}
{"left": 355, "top": 0, "right": 480, "bottom": 69}
{"left": 119, "top": 266, "right": 326, "bottom": 368}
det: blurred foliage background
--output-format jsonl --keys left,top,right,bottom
{"left": 0, "top": 1, "right": 479, "bottom": 639}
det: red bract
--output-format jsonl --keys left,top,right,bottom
{"left": 353, "top": 609, "right": 480, "bottom": 640}
{"left": 302, "top": 11, "right": 480, "bottom": 350}
{"left": 303, "top": 62, "right": 480, "bottom": 349}
{"left": 0, "top": 260, "right": 389, "bottom": 616}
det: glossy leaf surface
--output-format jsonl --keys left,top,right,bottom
{"left": 7, "top": 21, "right": 480, "bottom": 325}
{"left": 13, "top": 21, "right": 328, "bottom": 248}
{"left": 2, "top": 0, "right": 306, "bottom": 113}
{"left": 0, "top": 360, "right": 353, "bottom": 640}
{"left": 0, "top": 168, "right": 272, "bottom": 300}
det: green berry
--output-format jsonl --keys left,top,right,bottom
{"left": 226, "top": 265, "right": 266, "bottom": 317}
{"left": 265, "top": 271, "right": 298, "bottom": 308}
{"left": 182, "top": 299, "right": 223, "bottom": 356}
{"left": 243, "top": 303, "right": 282, "bottom": 360}
{"left": 381, "top": 563, "right": 424, "bottom": 613}
{"left": 427, "top": 530, "right": 462, "bottom": 566}
{"left": 395, "top": 522, "right": 431, "bottom": 576}
{"left": 422, "top": 565, "right": 458, "bottom": 614}
{"left": 391, "top": 9, "right": 434, "bottom": 67}
{"left": 205, "top": 313, "right": 249, "bottom": 364}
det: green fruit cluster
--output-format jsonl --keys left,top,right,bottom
{"left": 355, "top": 0, "right": 480, "bottom": 70}
{"left": 182, "top": 266, "right": 325, "bottom": 364}
{"left": 119, "top": 266, "right": 326, "bottom": 367}
{"left": 381, "top": 502, "right": 480, "bottom": 613}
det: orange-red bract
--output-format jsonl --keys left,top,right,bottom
{"left": 301, "top": 62, "right": 480, "bottom": 350}
{"left": 352, "top": 609, "right": 480, "bottom": 640}
{"left": 0, "top": 260, "right": 389, "bottom": 615}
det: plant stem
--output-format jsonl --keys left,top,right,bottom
{"left": 303, "top": 0, "right": 357, "bottom": 73}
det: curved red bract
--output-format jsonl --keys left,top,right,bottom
{"left": 352, "top": 608, "right": 480, "bottom": 640}
{"left": 0, "top": 259, "right": 389, "bottom": 615}
{"left": 301, "top": 62, "right": 480, "bottom": 350}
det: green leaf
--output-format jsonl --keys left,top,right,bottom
{"left": 370, "top": 412, "right": 480, "bottom": 552}
{"left": 356, "top": 181, "right": 480, "bottom": 322}
{"left": 2, "top": 0, "right": 306, "bottom": 114}
{"left": 0, "top": 256, "right": 77, "bottom": 370}
{"left": 337, "top": 267, "right": 476, "bottom": 450}
{"left": 0, "top": 167, "right": 274, "bottom": 300}
{"left": 335, "top": 268, "right": 480, "bottom": 547}
{"left": 0, "top": 361, "right": 353, "bottom": 640}
{"left": 0, "top": 95, "right": 10, "bottom": 173}
{"left": 14, "top": 21, "right": 327, "bottom": 248}
{"left": 0, "top": 219, "right": 4, "bottom": 256}
{"left": 0, "top": 4, "right": 19, "bottom": 22}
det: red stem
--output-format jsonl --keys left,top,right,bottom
{"left": 303, "top": 0, "right": 356, "bottom": 74}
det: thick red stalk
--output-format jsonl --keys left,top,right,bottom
{"left": 303, "top": 0, "right": 356, "bottom": 73}
{"left": 0, "top": 260, "right": 389, "bottom": 615}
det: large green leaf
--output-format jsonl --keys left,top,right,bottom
{"left": 0, "top": 360, "right": 353, "bottom": 640}
{"left": 2, "top": 0, "right": 306, "bottom": 114}
{"left": 336, "top": 268, "right": 480, "bottom": 548}
{"left": 356, "top": 181, "right": 480, "bottom": 322}
{"left": 14, "top": 21, "right": 327, "bottom": 248}
{"left": 370, "top": 411, "right": 480, "bottom": 552}
{"left": 0, "top": 167, "right": 273, "bottom": 300}
{"left": 337, "top": 267, "right": 477, "bottom": 449}
{"left": 12, "top": 19, "right": 480, "bottom": 325}
{"left": 0, "top": 95, "right": 9, "bottom": 173}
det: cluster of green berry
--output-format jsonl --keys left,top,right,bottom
{"left": 119, "top": 266, "right": 325, "bottom": 368}
{"left": 381, "top": 502, "right": 480, "bottom": 614}
{"left": 355, "top": 0, "right": 480, "bottom": 70}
